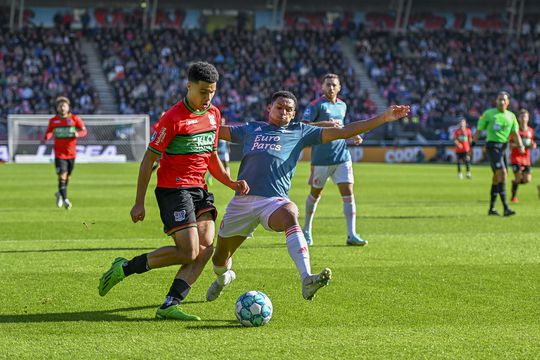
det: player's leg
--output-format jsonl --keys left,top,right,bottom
{"left": 207, "top": 195, "right": 257, "bottom": 301}
{"left": 54, "top": 158, "right": 68, "bottom": 207}
{"left": 62, "top": 160, "right": 75, "bottom": 209}
{"left": 521, "top": 167, "right": 531, "bottom": 184}
{"left": 157, "top": 212, "right": 215, "bottom": 321}
{"left": 333, "top": 161, "right": 366, "bottom": 245}
{"left": 465, "top": 154, "right": 472, "bottom": 179}
{"left": 303, "top": 166, "right": 328, "bottom": 246}
{"left": 267, "top": 202, "right": 331, "bottom": 300}
{"left": 511, "top": 165, "right": 522, "bottom": 202}
{"left": 206, "top": 235, "right": 245, "bottom": 301}
{"left": 457, "top": 154, "right": 463, "bottom": 178}
{"left": 98, "top": 188, "right": 199, "bottom": 297}
{"left": 496, "top": 165, "right": 514, "bottom": 216}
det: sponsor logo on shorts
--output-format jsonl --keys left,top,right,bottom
{"left": 174, "top": 210, "right": 186, "bottom": 222}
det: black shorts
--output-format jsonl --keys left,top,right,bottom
{"left": 55, "top": 158, "right": 75, "bottom": 175}
{"left": 155, "top": 187, "right": 217, "bottom": 236}
{"left": 511, "top": 164, "right": 531, "bottom": 174}
{"left": 456, "top": 152, "right": 469, "bottom": 161}
{"left": 486, "top": 142, "right": 508, "bottom": 172}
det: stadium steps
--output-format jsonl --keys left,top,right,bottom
{"left": 80, "top": 38, "right": 118, "bottom": 114}
{"left": 337, "top": 37, "right": 388, "bottom": 114}
{"left": 338, "top": 37, "right": 389, "bottom": 139}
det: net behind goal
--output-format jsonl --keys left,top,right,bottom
{"left": 8, "top": 114, "right": 149, "bottom": 163}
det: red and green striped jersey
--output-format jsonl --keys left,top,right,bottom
{"left": 148, "top": 98, "right": 221, "bottom": 189}
{"left": 44, "top": 114, "right": 87, "bottom": 159}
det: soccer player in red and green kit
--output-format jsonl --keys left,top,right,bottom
{"left": 453, "top": 118, "right": 472, "bottom": 179}
{"left": 509, "top": 109, "right": 536, "bottom": 202}
{"left": 43, "top": 96, "right": 87, "bottom": 209}
{"left": 473, "top": 91, "right": 524, "bottom": 216}
{"left": 98, "top": 62, "right": 249, "bottom": 320}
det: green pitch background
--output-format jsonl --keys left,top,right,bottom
{"left": 0, "top": 162, "right": 539, "bottom": 359}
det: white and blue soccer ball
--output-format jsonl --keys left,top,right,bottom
{"left": 235, "top": 290, "right": 273, "bottom": 327}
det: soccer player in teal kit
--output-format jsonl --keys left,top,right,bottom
{"left": 302, "top": 74, "right": 366, "bottom": 246}
{"left": 205, "top": 90, "right": 409, "bottom": 302}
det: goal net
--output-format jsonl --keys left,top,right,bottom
{"left": 7, "top": 114, "right": 150, "bottom": 163}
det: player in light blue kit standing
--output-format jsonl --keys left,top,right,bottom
{"left": 302, "top": 74, "right": 365, "bottom": 246}
{"left": 205, "top": 90, "right": 409, "bottom": 302}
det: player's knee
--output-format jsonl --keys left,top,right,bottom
{"left": 198, "top": 244, "right": 213, "bottom": 263}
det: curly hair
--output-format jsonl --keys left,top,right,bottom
{"left": 188, "top": 61, "right": 219, "bottom": 83}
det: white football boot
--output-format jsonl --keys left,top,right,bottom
{"left": 206, "top": 270, "right": 236, "bottom": 301}
{"left": 302, "top": 268, "right": 332, "bottom": 300}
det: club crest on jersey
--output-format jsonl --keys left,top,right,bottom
{"left": 208, "top": 114, "right": 216, "bottom": 127}
{"left": 174, "top": 210, "right": 186, "bottom": 222}
{"left": 150, "top": 131, "right": 157, "bottom": 142}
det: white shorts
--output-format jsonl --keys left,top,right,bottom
{"left": 218, "top": 195, "right": 291, "bottom": 238}
{"left": 309, "top": 161, "right": 354, "bottom": 189}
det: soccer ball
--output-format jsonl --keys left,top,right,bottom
{"left": 235, "top": 290, "right": 273, "bottom": 327}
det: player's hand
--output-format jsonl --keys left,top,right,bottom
{"left": 518, "top": 145, "right": 525, "bottom": 154}
{"left": 130, "top": 203, "right": 145, "bottom": 223}
{"left": 348, "top": 134, "right": 363, "bottom": 145}
{"left": 382, "top": 105, "right": 410, "bottom": 122}
{"left": 457, "top": 143, "right": 463, "bottom": 149}
{"left": 233, "top": 180, "right": 250, "bottom": 195}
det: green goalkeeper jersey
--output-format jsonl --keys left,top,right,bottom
{"left": 477, "top": 108, "right": 518, "bottom": 143}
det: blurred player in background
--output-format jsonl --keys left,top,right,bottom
{"left": 205, "top": 90, "right": 409, "bottom": 303}
{"left": 510, "top": 109, "right": 536, "bottom": 202}
{"left": 473, "top": 91, "right": 524, "bottom": 216}
{"left": 301, "top": 74, "right": 365, "bottom": 247}
{"left": 42, "top": 96, "right": 87, "bottom": 209}
{"left": 453, "top": 118, "right": 472, "bottom": 179}
{"left": 97, "top": 62, "right": 248, "bottom": 321}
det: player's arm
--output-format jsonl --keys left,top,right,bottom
{"left": 511, "top": 129, "right": 525, "bottom": 154}
{"left": 453, "top": 133, "right": 462, "bottom": 148}
{"left": 218, "top": 126, "right": 232, "bottom": 141}
{"left": 208, "top": 152, "right": 249, "bottom": 195}
{"left": 130, "top": 149, "right": 160, "bottom": 223}
{"left": 303, "top": 120, "right": 341, "bottom": 128}
{"left": 321, "top": 105, "right": 409, "bottom": 144}
{"left": 42, "top": 120, "right": 54, "bottom": 143}
{"left": 74, "top": 117, "right": 87, "bottom": 138}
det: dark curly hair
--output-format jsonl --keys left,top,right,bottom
{"left": 270, "top": 91, "right": 297, "bottom": 109}
{"left": 188, "top": 61, "right": 219, "bottom": 83}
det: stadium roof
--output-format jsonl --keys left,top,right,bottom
{"left": 7, "top": 0, "right": 540, "bottom": 12}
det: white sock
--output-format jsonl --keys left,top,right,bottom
{"left": 285, "top": 225, "right": 311, "bottom": 280}
{"left": 304, "top": 194, "right": 320, "bottom": 232}
{"left": 213, "top": 258, "right": 232, "bottom": 286}
{"left": 342, "top": 195, "right": 356, "bottom": 237}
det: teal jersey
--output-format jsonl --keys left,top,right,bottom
{"left": 302, "top": 96, "right": 351, "bottom": 165}
{"left": 229, "top": 121, "right": 323, "bottom": 198}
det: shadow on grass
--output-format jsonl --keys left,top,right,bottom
{"left": 0, "top": 247, "right": 157, "bottom": 254}
{"left": 0, "top": 302, "right": 231, "bottom": 324}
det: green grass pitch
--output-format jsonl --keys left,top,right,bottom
{"left": 0, "top": 162, "right": 539, "bottom": 359}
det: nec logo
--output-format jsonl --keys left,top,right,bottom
{"left": 186, "top": 120, "right": 198, "bottom": 125}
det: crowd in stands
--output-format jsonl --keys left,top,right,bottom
{"left": 355, "top": 28, "right": 540, "bottom": 138}
{"left": 94, "top": 26, "right": 374, "bottom": 124}
{"left": 0, "top": 27, "right": 99, "bottom": 139}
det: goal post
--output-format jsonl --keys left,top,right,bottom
{"left": 7, "top": 114, "right": 150, "bottom": 163}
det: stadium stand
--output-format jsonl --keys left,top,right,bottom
{"left": 94, "top": 26, "right": 372, "bottom": 123}
{"left": 0, "top": 27, "right": 99, "bottom": 121}
{"left": 355, "top": 28, "right": 540, "bottom": 139}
